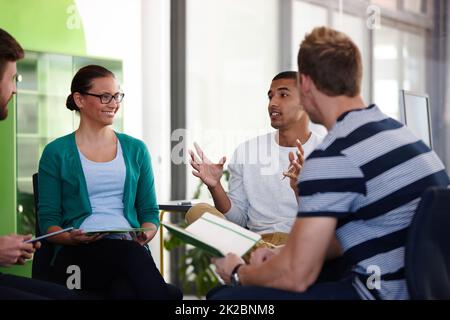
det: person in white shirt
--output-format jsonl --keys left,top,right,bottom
{"left": 187, "top": 71, "right": 324, "bottom": 247}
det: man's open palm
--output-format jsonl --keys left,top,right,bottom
{"left": 189, "top": 142, "right": 226, "bottom": 188}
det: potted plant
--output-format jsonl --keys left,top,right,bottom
{"left": 163, "top": 170, "right": 230, "bottom": 298}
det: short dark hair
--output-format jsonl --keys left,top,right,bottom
{"left": 272, "top": 71, "right": 298, "bottom": 82}
{"left": 0, "top": 28, "right": 24, "bottom": 80}
{"left": 66, "top": 65, "right": 115, "bottom": 111}
{"left": 297, "top": 26, "right": 362, "bottom": 97}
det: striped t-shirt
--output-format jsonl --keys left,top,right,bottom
{"left": 297, "top": 105, "right": 449, "bottom": 300}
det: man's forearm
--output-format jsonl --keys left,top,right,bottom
{"left": 239, "top": 248, "right": 314, "bottom": 292}
{"left": 208, "top": 183, "right": 231, "bottom": 213}
{"left": 239, "top": 218, "right": 336, "bottom": 292}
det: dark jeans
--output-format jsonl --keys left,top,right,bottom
{"left": 0, "top": 273, "right": 78, "bottom": 300}
{"left": 208, "top": 257, "right": 357, "bottom": 300}
{"left": 207, "top": 277, "right": 360, "bottom": 300}
{"left": 315, "top": 257, "right": 350, "bottom": 283}
{"left": 53, "top": 239, "right": 182, "bottom": 300}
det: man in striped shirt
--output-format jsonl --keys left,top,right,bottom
{"left": 209, "top": 26, "right": 449, "bottom": 300}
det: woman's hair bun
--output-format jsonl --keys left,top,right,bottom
{"left": 66, "top": 93, "right": 79, "bottom": 111}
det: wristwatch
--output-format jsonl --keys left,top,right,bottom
{"left": 230, "top": 263, "right": 244, "bottom": 287}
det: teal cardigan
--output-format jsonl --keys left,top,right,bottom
{"left": 38, "top": 131, "right": 160, "bottom": 241}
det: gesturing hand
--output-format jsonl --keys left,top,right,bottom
{"left": 189, "top": 142, "right": 226, "bottom": 188}
{"left": 282, "top": 139, "right": 305, "bottom": 194}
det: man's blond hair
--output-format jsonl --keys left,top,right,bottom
{"left": 297, "top": 26, "right": 363, "bottom": 97}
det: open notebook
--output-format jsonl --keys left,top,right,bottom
{"left": 162, "top": 212, "right": 261, "bottom": 257}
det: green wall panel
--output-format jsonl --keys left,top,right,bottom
{"left": 0, "top": 98, "right": 16, "bottom": 236}
{"left": 0, "top": 99, "right": 30, "bottom": 277}
{"left": 0, "top": 0, "right": 87, "bottom": 277}
{"left": 0, "top": 0, "right": 86, "bottom": 55}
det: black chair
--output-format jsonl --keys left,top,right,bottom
{"left": 405, "top": 187, "right": 450, "bottom": 299}
{"left": 31, "top": 173, "right": 55, "bottom": 281}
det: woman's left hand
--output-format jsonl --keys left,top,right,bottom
{"left": 132, "top": 223, "right": 157, "bottom": 246}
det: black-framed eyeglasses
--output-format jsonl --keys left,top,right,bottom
{"left": 81, "top": 92, "right": 125, "bottom": 104}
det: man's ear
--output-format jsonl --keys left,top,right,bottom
{"left": 298, "top": 74, "right": 311, "bottom": 94}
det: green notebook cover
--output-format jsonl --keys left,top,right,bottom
{"left": 162, "top": 213, "right": 261, "bottom": 257}
{"left": 162, "top": 223, "right": 224, "bottom": 257}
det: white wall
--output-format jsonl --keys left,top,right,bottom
{"left": 76, "top": 0, "right": 143, "bottom": 139}
{"left": 141, "top": 0, "right": 172, "bottom": 277}
{"left": 185, "top": 0, "right": 280, "bottom": 199}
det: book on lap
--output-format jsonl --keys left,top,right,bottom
{"left": 83, "top": 227, "right": 152, "bottom": 235}
{"left": 162, "top": 212, "right": 261, "bottom": 257}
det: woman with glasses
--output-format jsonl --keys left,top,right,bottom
{"left": 37, "top": 65, "right": 181, "bottom": 300}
